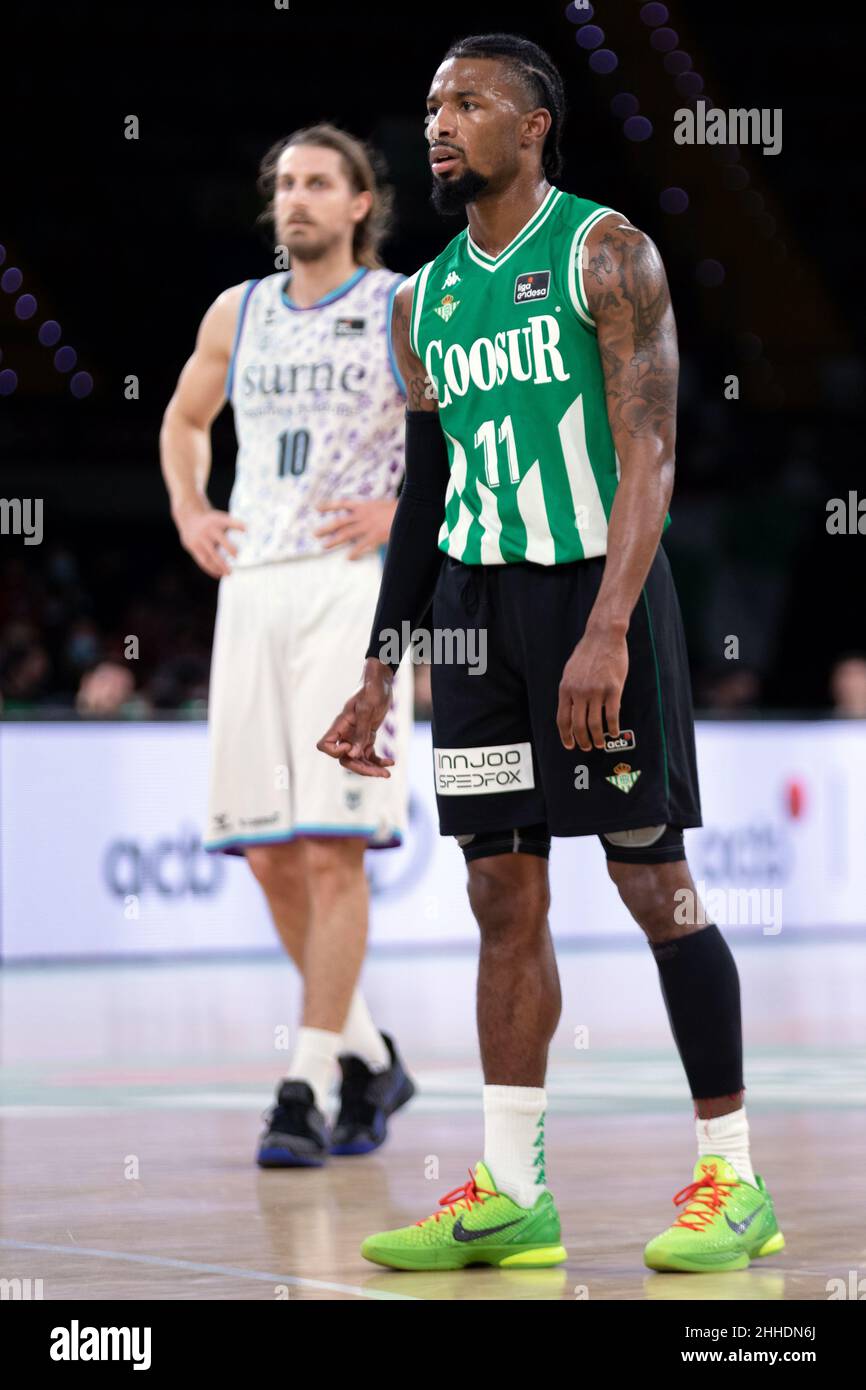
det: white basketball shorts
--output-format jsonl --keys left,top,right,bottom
{"left": 204, "top": 547, "right": 411, "bottom": 854}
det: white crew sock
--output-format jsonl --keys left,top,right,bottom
{"left": 483, "top": 1084, "right": 548, "bottom": 1209}
{"left": 338, "top": 990, "right": 391, "bottom": 1072}
{"left": 696, "top": 1105, "right": 757, "bottom": 1186}
{"left": 287, "top": 1027, "right": 341, "bottom": 1115}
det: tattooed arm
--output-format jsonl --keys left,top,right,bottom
{"left": 391, "top": 273, "right": 438, "bottom": 412}
{"left": 556, "top": 219, "right": 678, "bottom": 753}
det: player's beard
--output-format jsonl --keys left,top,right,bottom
{"left": 283, "top": 225, "right": 340, "bottom": 262}
{"left": 430, "top": 165, "right": 490, "bottom": 216}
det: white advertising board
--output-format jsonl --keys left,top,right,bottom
{"left": 1, "top": 720, "right": 864, "bottom": 960}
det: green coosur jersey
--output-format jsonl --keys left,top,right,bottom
{"left": 411, "top": 186, "right": 668, "bottom": 565}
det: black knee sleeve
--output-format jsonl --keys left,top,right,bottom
{"left": 650, "top": 924, "right": 744, "bottom": 1099}
{"left": 455, "top": 822, "right": 551, "bottom": 863}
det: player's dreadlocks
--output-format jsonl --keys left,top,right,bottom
{"left": 443, "top": 33, "right": 567, "bottom": 181}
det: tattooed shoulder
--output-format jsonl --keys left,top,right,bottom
{"left": 391, "top": 274, "right": 438, "bottom": 412}
{"left": 579, "top": 219, "right": 678, "bottom": 441}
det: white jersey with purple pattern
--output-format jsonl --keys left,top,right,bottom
{"left": 227, "top": 266, "right": 406, "bottom": 566}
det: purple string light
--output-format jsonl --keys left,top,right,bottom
{"left": 0, "top": 257, "right": 91, "bottom": 394}
{"left": 70, "top": 371, "right": 93, "bottom": 399}
{"left": 54, "top": 345, "right": 78, "bottom": 373}
{"left": 624, "top": 115, "right": 654, "bottom": 142}
{"left": 575, "top": 24, "right": 605, "bottom": 51}
{"left": 650, "top": 27, "right": 679, "bottom": 54}
{"left": 565, "top": 1, "right": 595, "bottom": 21}
{"left": 660, "top": 187, "right": 689, "bottom": 214}
{"left": 589, "top": 50, "right": 618, "bottom": 75}
{"left": 640, "top": 2, "right": 669, "bottom": 24}
{"left": 1, "top": 267, "right": 23, "bottom": 294}
{"left": 38, "top": 320, "right": 61, "bottom": 346}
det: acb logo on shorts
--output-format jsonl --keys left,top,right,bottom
{"left": 603, "top": 729, "right": 636, "bottom": 753}
{"left": 434, "top": 742, "right": 535, "bottom": 795}
{"left": 514, "top": 270, "right": 550, "bottom": 305}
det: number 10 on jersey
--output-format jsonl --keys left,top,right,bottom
{"left": 474, "top": 415, "right": 520, "bottom": 487}
{"left": 277, "top": 428, "right": 311, "bottom": 478}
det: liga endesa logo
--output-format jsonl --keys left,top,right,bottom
{"left": 514, "top": 270, "right": 550, "bottom": 304}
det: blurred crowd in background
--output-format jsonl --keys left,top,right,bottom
{"left": 2, "top": 511, "right": 866, "bottom": 721}
{"left": 0, "top": 543, "right": 210, "bottom": 717}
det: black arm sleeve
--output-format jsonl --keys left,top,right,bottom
{"left": 365, "top": 410, "right": 451, "bottom": 673}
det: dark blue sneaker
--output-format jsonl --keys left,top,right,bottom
{"left": 256, "top": 1080, "right": 331, "bottom": 1168}
{"left": 330, "top": 1032, "right": 416, "bottom": 1156}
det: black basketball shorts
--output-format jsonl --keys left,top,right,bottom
{"left": 429, "top": 546, "right": 702, "bottom": 842}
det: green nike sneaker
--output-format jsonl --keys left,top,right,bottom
{"left": 644, "top": 1154, "right": 785, "bottom": 1272}
{"left": 361, "top": 1162, "right": 568, "bottom": 1271}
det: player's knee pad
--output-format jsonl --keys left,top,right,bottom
{"left": 600, "top": 824, "right": 685, "bottom": 864}
{"left": 455, "top": 822, "right": 551, "bottom": 863}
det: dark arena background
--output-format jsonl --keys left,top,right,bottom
{"left": 1, "top": 0, "right": 865, "bottom": 1353}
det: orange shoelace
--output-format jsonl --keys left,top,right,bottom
{"left": 672, "top": 1164, "right": 739, "bottom": 1231}
{"left": 417, "top": 1170, "right": 497, "bottom": 1226}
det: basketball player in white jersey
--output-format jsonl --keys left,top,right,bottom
{"left": 160, "top": 125, "right": 416, "bottom": 1167}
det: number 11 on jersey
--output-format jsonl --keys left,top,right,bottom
{"left": 474, "top": 415, "right": 520, "bottom": 487}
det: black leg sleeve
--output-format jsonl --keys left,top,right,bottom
{"left": 650, "top": 925, "right": 744, "bottom": 1099}
{"left": 365, "top": 410, "right": 451, "bottom": 673}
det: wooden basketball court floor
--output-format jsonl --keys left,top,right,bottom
{"left": 1, "top": 936, "right": 864, "bottom": 1301}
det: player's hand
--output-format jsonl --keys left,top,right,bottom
{"left": 557, "top": 629, "right": 629, "bottom": 753}
{"left": 316, "top": 659, "right": 395, "bottom": 777}
{"left": 314, "top": 498, "right": 398, "bottom": 560}
{"left": 176, "top": 502, "right": 246, "bottom": 578}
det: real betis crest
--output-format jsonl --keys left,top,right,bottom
{"left": 606, "top": 762, "right": 642, "bottom": 794}
{"left": 433, "top": 293, "right": 459, "bottom": 322}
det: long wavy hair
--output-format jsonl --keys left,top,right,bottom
{"left": 257, "top": 123, "right": 395, "bottom": 269}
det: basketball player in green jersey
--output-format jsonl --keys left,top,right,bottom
{"left": 318, "top": 33, "right": 784, "bottom": 1273}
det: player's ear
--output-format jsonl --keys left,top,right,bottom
{"left": 350, "top": 189, "right": 373, "bottom": 225}
{"left": 522, "top": 107, "right": 551, "bottom": 153}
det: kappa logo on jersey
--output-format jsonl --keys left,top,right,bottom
{"left": 434, "top": 293, "right": 460, "bottom": 323}
{"left": 334, "top": 317, "right": 366, "bottom": 337}
{"left": 604, "top": 729, "right": 636, "bottom": 753}
{"left": 606, "top": 762, "right": 642, "bottom": 794}
{"left": 442, "top": 270, "right": 461, "bottom": 288}
{"left": 434, "top": 742, "right": 535, "bottom": 795}
{"left": 514, "top": 270, "right": 551, "bottom": 305}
